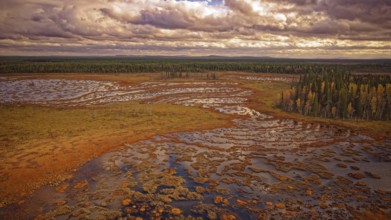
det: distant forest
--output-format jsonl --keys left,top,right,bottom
{"left": 280, "top": 72, "right": 391, "bottom": 120}
{"left": 0, "top": 57, "right": 390, "bottom": 74}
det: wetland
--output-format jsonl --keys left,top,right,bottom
{"left": 0, "top": 72, "right": 390, "bottom": 220}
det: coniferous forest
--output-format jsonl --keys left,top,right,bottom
{"left": 280, "top": 71, "right": 391, "bottom": 120}
{"left": 0, "top": 57, "right": 390, "bottom": 74}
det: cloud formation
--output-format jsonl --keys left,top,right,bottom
{"left": 0, "top": 0, "right": 390, "bottom": 58}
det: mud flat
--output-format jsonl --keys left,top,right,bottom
{"left": 0, "top": 76, "right": 390, "bottom": 219}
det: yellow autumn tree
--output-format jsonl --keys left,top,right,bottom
{"left": 331, "top": 106, "right": 337, "bottom": 118}
{"left": 296, "top": 98, "right": 302, "bottom": 114}
{"left": 371, "top": 96, "right": 377, "bottom": 115}
{"left": 347, "top": 102, "right": 354, "bottom": 118}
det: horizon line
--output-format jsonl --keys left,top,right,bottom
{"left": 1, "top": 55, "right": 390, "bottom": 61}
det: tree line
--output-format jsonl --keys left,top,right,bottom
{"left": 160, "top": 72, "right": 217, "bottom": 80}
{"left": 0, "top": 57, "right": 390, "bottom": 74}
{"left": 279, "top": 71, "right": 391, "bottom": 120}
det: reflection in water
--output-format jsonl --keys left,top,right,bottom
{"left": 0, "top": 79, "right": 390, "bottom": 219}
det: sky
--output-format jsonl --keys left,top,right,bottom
{"left": 0, "top": 0, "right": 390, "bottom": 58}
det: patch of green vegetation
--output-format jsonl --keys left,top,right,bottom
{"left": 244, "top": 81, "right": 291, "bottom": 111}
{"left": 0, "top": 102, "right": 228, "bottom": 152}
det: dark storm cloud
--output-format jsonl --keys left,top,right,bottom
{"left": 224, "top": 0, "right": 254, "bottom": 15}
{"left": 267, "top": 0, "right": 391, "bottom": 27}
{"left": 318, "top": 0, "right": 391, "bottom": 28}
